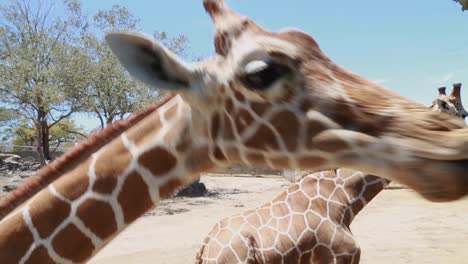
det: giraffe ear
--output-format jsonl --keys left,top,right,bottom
{"left": 105, "top": 31, "right": 193, "bottom": 90}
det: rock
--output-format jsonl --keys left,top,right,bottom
{"left": 0, "top": 153, "right": 21, "bottom": 162}
{"left": 0, "top": 153, "right": 41, "bottom": 176}
{"left": 176, "top": 179, "right": 208, "bottom": 197}
{"left": 2, "top": 184, "right": 17, "bottom": 193}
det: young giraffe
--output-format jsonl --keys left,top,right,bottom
{"left": 195, "top": 85, "right": 468, "bottom": 264}
{"left": 1, "top": 0, "right": 468, "bottom": 262}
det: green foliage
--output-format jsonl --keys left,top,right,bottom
{"left": 453, "top": 0, "right": 468, "bottom": 10}
{"left": 0, "top": 0, "right": 90, "bottom": 163}
{"left": 0, "top": 0, "right": 197, "bottom": 163}
{"left": 12, "top": 119, "right": 86, "bottom": 152}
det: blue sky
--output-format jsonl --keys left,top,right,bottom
{"left": 76, "top": 0, "right": 468, "bottom": 131}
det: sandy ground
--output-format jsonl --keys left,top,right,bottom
{"left": 83, "top": 175, "right": 468, "bottom": 264}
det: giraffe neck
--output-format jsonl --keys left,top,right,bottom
{"left": 0, "top": 95, "right": 217, "bottom": 263}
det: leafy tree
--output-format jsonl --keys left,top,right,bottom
{"left": 80, "top": 5, "right": 193, "bottom": 129}
{"left": 0, "top": 0, "right": 90, "bottom": 164}
{"left": 12, "top": 119, "right": 86, "bottom": 153}
{"left": 453, "top": 0, "right": 468, "bottom": 10}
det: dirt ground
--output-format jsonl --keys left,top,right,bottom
{"left": 89, "top": 175, "right": 468, "bottom": 264}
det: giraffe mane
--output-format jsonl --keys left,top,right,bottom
{"left": 0, "top": 93, "right": 177, "bottom": 220}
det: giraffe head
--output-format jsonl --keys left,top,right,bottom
{"left": 430, "top": 84, "right": 468, "bottom": 119}
{"left": 106, "top": 0, "right": 468, "bottom": 201}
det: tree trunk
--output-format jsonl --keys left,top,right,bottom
{"left": 41, "top": 118, "right": 51, "bottom": 161}
{"left": 35, "top": 107, "right": 51, "bottom": 165}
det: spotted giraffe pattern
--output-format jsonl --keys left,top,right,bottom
{"left": 2, "top": 0, "right": 468, "bottom": 263}
{"left": 197, "top": 88, "right": 467, "bottom": 264}
{"left": 197, "top": 170, "right": 388, "bottom": 264}
{"left": 0, "top": 95, "right": 218, "bottom": 263}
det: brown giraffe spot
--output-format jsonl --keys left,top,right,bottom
{"left": 25, "top": 246, "right": 55, "bottom": 264}
{"left": 163, "top": 102, "right": 178, "bottom": 121}
{"left": 138, "top": 147, "right": 177, "bottom": 176}
{"left": 53, "top": 159, "right": 90, "bottom": 201}
{"left": 263, "top": 249, "right": 283, "bottom": 264}
{"left": 299, "top": 99, "right": 314, "bottom": 112}
{"left": 271, "top": 111, "right": 300, "bottom": 151}
{"left": 29, "top": 190, "right": 71, "bottom": 239}
{"left": 94, "top": 138, "right": 132, "bottom": 195}
{"left": 245, "top": 124, "right": 280, "bottom": 151}
{"left": 213, "top": 146, "right": 227, "bottom": 161}
{"left": 283, "top": 248, "right": 301, "bottom": 264}
{"left": 305, "top": 120, "right": 330, "bottom": 148}
{"left": 235, "top": 108, "right": 254, "bottom": 134}
{"left": 305, "top": 211, "right": 322, "bottom": 230}
{"left": 287, "top": 191, "right": 310, "bottom": 213}
{"left": 362, "top": 180, "right": 387, "bottom": 203}
{"left": 0, "top": 213, "right": 34, "bottom": 264}
{"left": 219, "top": 84, "right": 226, "bottom": 94}
{"left": 351, "top": 199, "right": 365, "bottom": 216}
{"left": 118, "top": 171, "right": 153, "bottom": 224}
{"left": 230, "top": 216, "right": 244, "bottom": 230}
{"left": 310, "top": 197, "right": 327, "bottom": 218}
{"left": 76, "top": 199, "right": 117, "bottom": 240}
{"left": 297, "top": 230, "right": 318, "bottom": 252}
{"left": 259, "top": 226, "right": 278, "bottom": 248}
{"left": 250, "top": 102, "right": 269, "bottom": 117}
{"left": 210, "top": 112, "right": 221, "bottom": 139}
{"left": 271, "top": 202, "right": 289, "bottom": 217}
{"left": 300, "top": 177, "right": 319, "bottom": 197}
{"left": 300, "top": 251, "right": 313, "bottom": 264}
{"left": 233, "top": 90, "right": 246, "bottom": 102}
{"left": 125, "top": 110, "right": 161, "bottom": 147}
{"left": 316, "top": 220, "right": 335, "bottom": 245}
{"left": 217, "top": 229, "right": 234, "bottom": 245}
{"left": 318, "top": 179, "right": 336, "bottom": 199}
{"left": 312, "top": 245, "right": 334, "bottom": 264}
{"left": 225, "top": 97, "right": 234, "bottom": 113}
{"left": 268, "top": 156, "right": 291, "bottom": 169}
{"left": 297, "top": 156, "right": 328, "bottom": 169}
{"left": 310, "top": 131, "right": 350, "bottom": 152}
{"left": 159, "top": 178, "right": 183, "bottom": 199}
{"left": 288, "top": 183, "right": 300, "bottom": 193}
{"left": 52, "top": 224, "right": 94, "bottom": 262}
{"left": 187, "top": 146, "right": 215, "bottom": 173}
{"left": 331, "top": 229, "right": 358, "bottom": 254}
{"left": 245, "top": 152, "right": 267, "bottom": 166}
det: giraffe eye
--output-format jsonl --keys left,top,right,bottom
{"left": 241, "top": 60, "right": 291, "bottom": 91}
